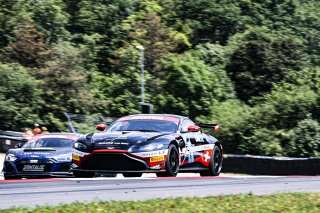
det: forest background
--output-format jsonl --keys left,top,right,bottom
{"left": 0, "top": 0, "right": 319, "bottom": 157}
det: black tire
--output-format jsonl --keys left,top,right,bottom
{"left": 4, "top": 175, "right": 22, "bottom": 180}
{"left": 200, "top": 145, "right": 223, "bottom": 176}
{"left": 73, "top": 170, "right": 95, "bottom": 178}
{"left": 122, "top": 172, "right": 142, "bottom": 177}
{"left": 156, "top": 144, "right": 179, "bottom": 177}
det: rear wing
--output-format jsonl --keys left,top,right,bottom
{"left": 197, "top": 123, "right": 220, "bottom": 131}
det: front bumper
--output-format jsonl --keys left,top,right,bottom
{"left": 72, "top": 168, "right": 166, "bottom": 173}
{"left": 73, "top": 150, "right": 166, "bottom": 172}
{"left": 3, "top": 161, "right": 73, "bottom": 177}
{"left": 3, "top": 172, "right": 73, "bottom": 178}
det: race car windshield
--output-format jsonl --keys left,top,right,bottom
{"left": 107, "top": 120, "right": 178, "bottom": 133}
{"left": 23, "top": 138, "right": 75, "bottom": 148}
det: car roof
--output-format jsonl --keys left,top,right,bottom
{"left": 121, "top": 114, "right": 186, "bottom": 119}
{"left": 36, "top": 132, "right": 82, "bottom": 136}
{"left": 30, "top": 133, "right": 83, "bottom": 140}
{"left": 118, "top": 114, "right": 188, "bottom": 123}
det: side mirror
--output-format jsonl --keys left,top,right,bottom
{"left": 214, "top": 124, "right": 220, "bottom": 132}
{"left": 96, "top": 123, "right": 106, "bottom": 131}
{"left": 15, "top": 143, "right": 22, "bottom": 148}
{"left": 187, "top": 125, "right": 201, "bottom": 132}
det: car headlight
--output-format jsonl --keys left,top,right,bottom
{"left": 135, "top": 143, "right": 164, "bottom": 152}
{"left": 5, "top": 153, "right": 17, "bottom": 161}
{"left": 53, "top": 154, "right": 72, "bottom": 162}
{"left": 74, "top": 142, "right": 87, "bottom": 150}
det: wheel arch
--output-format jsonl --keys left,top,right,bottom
{"left": 169, "top": 140, "right": 179, "bottom": 152}
{"left": 214, "top": 141, "right": 223, "bottom": 154}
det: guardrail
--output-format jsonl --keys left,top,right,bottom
{"left": 222, "top": 154, "right": 320, "bottom": 175}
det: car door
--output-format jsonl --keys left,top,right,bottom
{"left": 179, "top": 118, "right": 205, "bottom": 165}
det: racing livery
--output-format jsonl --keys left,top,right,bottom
{"left": 2, "top": 133, "right": 82, "bottom": 179}
{"left": 72, "top": 114, "right": 223, "bottom": 177}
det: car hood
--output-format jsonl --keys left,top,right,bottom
{"left": 92, "top": 131, "right": 170, "bottom": 150}
{"left": 8, "top": 147, "right": 72, "bottom": 160}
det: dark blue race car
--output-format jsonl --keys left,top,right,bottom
{"left": 2, "top": 133, "right": 82, "bottom": 180}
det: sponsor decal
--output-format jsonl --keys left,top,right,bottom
{"left": 30, "top": 159, "right": 38, "bottom": 163}
{"left": 132, "top": 149, "right": 168, "bottom": 157}
{"left": 99, "top": 141, "right": 113, "bottom": 144}
{"left": 23, "top": 165, "right": 45, "bottom": 171}
{"left": 190, "top": 144, "right": 214, "bottom": 152}
{"left": 70, "top": 163, "right": 78, "bottom": 169}
{"left": 187, "top": 144, "right": 214, "bottom": 163}
{"left": 119, "top": 115, "right": 180, "bottom": 124}
{"left": 72, "top": 149, "right": 89, "bottom": 157}
{"left": 25, "top": 152, "right": 51, "bottom": 155}
{"left": 150, "top": 155, "right": 165, "bottom": 162}
{"left": 150, "top": 164, "right": 162, "bottom": 169}
{"left": 72, "top": 153, "right": 80, "bottom": 161}
{"left": 98, "top": 141, "right": 129, "bottom": 145}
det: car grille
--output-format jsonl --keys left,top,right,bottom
{"left": 81, "top": 153, "right": 147, "bottom": 171}
{"left": 15, "top": 160, "right": 54, "bottom": 172}
{"left": 15, "top": 164, "right": 53, "bottom": 172}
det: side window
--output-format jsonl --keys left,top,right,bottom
{"left": 181, "top": 119, "right": 195, "bottom": 132}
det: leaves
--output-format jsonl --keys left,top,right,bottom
{"left": 0, "top": 63, "right": 42, "bottom": 130}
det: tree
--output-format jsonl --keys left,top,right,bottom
{"left": 4, "top": 22, "right": 53, "bottom": 68}
{"left": 0, "top": 0, "right": 21, "bottom": 48}
{"left": 127, "top": 12, "right": 190, "bottom": 76}
{"left": 293, "top": 0, "right": 320, "bottom": 65}
{"left": 109, "top": 7, "right": 190, "bottom": 108}
{"left": 0, "top": 63, "right": 43, "bottom": 130}
{"left": 156, "top": 53, "right": 230, "bottom": 118}
{"left": 226, "top": 28, "right": 305, "bottom": 101}
{"left": 228, "top": 83, "right": 318, "bottom": 156}
{"left": 207, "top": 99, "right": 252, "bottom": 154}
{"left": 288, "top": 118, "right": 320, "bottom": 157}
{"left": 67, "top": 0, "right": 137, "bottom": 71}
{"left": 91, "top": 48, "right": 141, "bottom": 117}
{"left": 192, "top": 43, "right": 235, "bottom": 101}
{"left": 241, "top": 128, "right": 283, "bottom": 156}
{"left": 159, "top": 0, "right": 242, "bottom": 45}
{"left": 0, "top": 0, "right": 69, "bottom": 48}
{"left": 34, "top": 42, "right": 95, "bottom": 129}
{"left": 13, "top": 0, "right": 70, "bottom": 43}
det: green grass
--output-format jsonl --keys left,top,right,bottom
{"left": 1, "top": 193, "right": 320, "bottom": 213}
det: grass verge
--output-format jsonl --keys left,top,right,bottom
{"left": 1, "top": 193, "right": 319, "bottom": 213}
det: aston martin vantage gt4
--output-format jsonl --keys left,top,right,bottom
{"left": 72, "top": 114, "right": 223, "bottom": 177}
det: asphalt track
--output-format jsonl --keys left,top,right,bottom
{"left": 0, "top": 174, "right": 320, "bottom": 210}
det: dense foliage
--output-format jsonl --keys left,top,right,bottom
{"left": 0, "top": 0, "right": 319, "bottom": 157}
